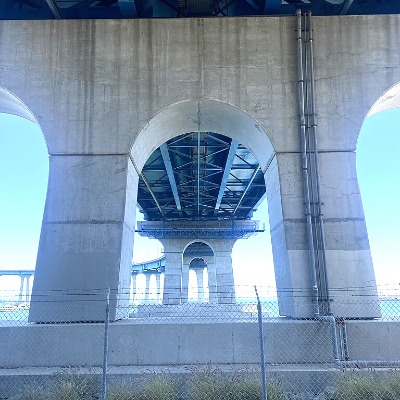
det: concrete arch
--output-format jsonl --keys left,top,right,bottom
{"left": 183, "top": 239, "right": 215, "bottom": 257}
{"left": 189, "top": 258, "right": 207, "bottom": 268}
{"left": 0, "top": 86, "right": 38, "bottom": 124}
{"left": 366, "top": 81, "right": 400, "bottom": 119}
{"left": 130, "top": 98, "right": 275, "bottom": 174}
{"left": 0, "top": 86, "right": 49, "bottom": 155}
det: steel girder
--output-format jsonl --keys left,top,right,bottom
{"left": 2, "top": 0, "right": 400, "bottom": 21}
{"left": 138, "top": 131, "right": 266, "bottom": 221}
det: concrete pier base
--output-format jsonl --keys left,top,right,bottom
{"left": 1, "top": 320, "right": 399, "bottom": 368}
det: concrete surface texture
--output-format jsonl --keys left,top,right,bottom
{"left": 1, "top": 15, "right": 399, "bottom": 320}
{"left": 1, "top": 320, "right": 399, "bottom": 368}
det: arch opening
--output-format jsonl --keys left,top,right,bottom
{"left": 0, "top": 87, "right": 48, "bottom": 308}
{"left": 131, "top": 99, "right": 278, "bottom": 308}
{"left": 357, "top": 92, "right": 400, "bottom": 291}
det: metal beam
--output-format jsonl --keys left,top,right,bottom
{"left": 263, "top": 0, "right": 280, "bottom": 13}
{"left": 118, "top": 0, "right": 137, "bottom": 17}
{"left": 160, "top": 143, "right": 181, "bottom": 211}
{"left": 140, "top": 172, "right": 164, "bottom": 217}
{"left": 339, "top": 0, "right": 353, "bottom": 14}
{"left": 252, "top": 191, "right": 267, "bottom": 211}
{"left": 197, "top": 131, "right": 201, "bottom": 218}
{"left": 246, "top": 0, "right": 260, "bottom": 11}
{"left": 232, "top": 166, "right": 261, "bottom": 216}
{"left": 45, "top": 0, "right": 63, "bottom": 19}
{"left": 215, "top": 139, "right": 238, "bottom": 211}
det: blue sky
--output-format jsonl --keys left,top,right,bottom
{"left": 0, "top": 108, "right": 399, "bottom": 294}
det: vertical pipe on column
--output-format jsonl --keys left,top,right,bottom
{"left": 197, "top": 131, "right": 201, "bottom": 219}
{"left": 306, "top": 11, "right": 330, "bottom": 314}
{"left": 101, "top": 288, "right": 110, "bottom": 400}
{"left": 296, "top": 9, "right": 319, "bottom": 316}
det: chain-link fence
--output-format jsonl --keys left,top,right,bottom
{"left": 1, "top": 285, "right": 400, "bottom": 399}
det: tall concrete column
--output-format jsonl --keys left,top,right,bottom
{"left": 29, "top": 155, "right": 137, "bottom": 322}
{"left": 318, "top": 152, "right": 380, "bottom": 317}
{"left": 215, "top": 250, "right": 236, "bottom": 304}
{"left": 265, "top": 154, "right": 314, "bottom": 318}
{"left": 18, "top": 276, "right": 24, "bottom": 304}
{"left": 181, "top": 263, "right": 189, "bottom": 303}
{"left": 161, "top": 240, "right": 183, "bottom": 305}
{"left": 207, "top": 260, "right": 218, "bottom": 304}
{"left": 268, "top": 152, "right": 380, "bottom": 318}
{"left": 196, "top": 268, "right": 204, "bottom": 302}
{"left": 25, "top": 276, "right": 30, "bottom": 302}
{"left": 212, "top": 239, "right": 236, "bottom": 304}
{"left": 155, "top": 273, "right": 161, "bottom": 303}
{"left": 130, "top": 274, "right": 137, "bottom": 304}
{"left": 144, "top": 274, "right": 151, "bottom": 303}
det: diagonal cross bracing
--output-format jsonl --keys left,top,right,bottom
{"left": 45, "top": 0, "right": 63, "bottom": 18}
{"left": 160, "top": 143, "right": 182, "bottom": 211}
{"left": 232, "top": 165, "right": 261, "bottom": 216}
{"left": 215, "top": 139, "right": 239, "bottom": 211}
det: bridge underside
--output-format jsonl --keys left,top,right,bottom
{"left": 0, "top": 14, "right": 392, "bottom": 322}
{"left": 1, "top": 0, "right": 400, "bottom": 21}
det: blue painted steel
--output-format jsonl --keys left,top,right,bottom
{"left": 160, "top": 143, "right": 182, "bottom": 211}
{"left": 131, "top": 256, "right": 165, "bottom": 274}
{"left": 1, "top": 0, "right": 398, "bottom": 23}
{"left": 215, "top": 139, "right": 238, "bottom": 211}
{"left": 118, "top": 0, "right": 137, "bottom": 17}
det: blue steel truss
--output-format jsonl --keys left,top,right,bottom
{"left": 1, "top": 0, "right": 399, "bottom": 20}
{"left": 138, "top": 131, "right": 266, "bottom": 222}
{"left": 136, "top": 220, "right": 265, "bottom": 239}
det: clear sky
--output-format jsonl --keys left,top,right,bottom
{"left": 0, "top": 107, "right": 399, "bottom": 295}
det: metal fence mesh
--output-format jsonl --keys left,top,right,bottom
{"left": 1, "top": 285, "right": 400, "bottom": 399}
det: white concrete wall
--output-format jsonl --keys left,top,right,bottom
{"left": 0, "top": 321, "right": 399, "bottom": 368}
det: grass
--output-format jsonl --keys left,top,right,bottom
{"left": 108, "top": 376, "right": 178, "bottom": 400}
{"left": 15, "top": 369, "right": 400, "bottom": 400}
{"left": 19, "top": 374, "right": 98, "bottom": 400}
{"left": 188, "top": 370, "right": 287, "bottom": 400}
{"left": 331, "top": 371, "right": 400, "bottom": 400}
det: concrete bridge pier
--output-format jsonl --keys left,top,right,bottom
{"left": 17, "top": 275, "right": 32, "bottom": 304}
{"left": 155, "top": 273, "right": 162, "bottom": 303}
{"left": 25, "top": 276, "right": 30, "bottom": 303}
{"left": 144, "top": 273, "right": 151, "bottom": 302}
{"left": 213, "top": 240, "right": 236, "bottom": 304}
{"left": 181, "top": 262, "right": 190, "bottom": 304}
{"left": 29, "top": 155, "right": 138, "bottom": 323}
{"left": 195, "top": 268, "right": 205, "bottom": 302}
{"left": 207, "top": 258, "right": 218, "bottom": 304}
{"left": 130, "top": 274, "right": 136, "bottom": 304}
{"left": 157, "top": 235, "right": 238, "bottom": 306}
{"left": 161, "top": 241, "right": 183, "bottom": 305}
{"left": 18, "top": 276, "right": 24, "bottom": 304}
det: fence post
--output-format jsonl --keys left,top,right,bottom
{"left": 254, "top": 285, "right": 267, "bottom": 400}
{"left": 101, "top": 288, "right": 110, "bottom": 400}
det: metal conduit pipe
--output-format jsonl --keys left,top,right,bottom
{"left": 318, "top": 315, "right": 340, "bottom": 363}
{"left": 306, "top": 11, "right": 331, "bottom": 313}
{"left": 296, "top": 9, "right": 320, "bottom": 317}
{"left": 337, "top": 317, "right": 350, "bottom": 361}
